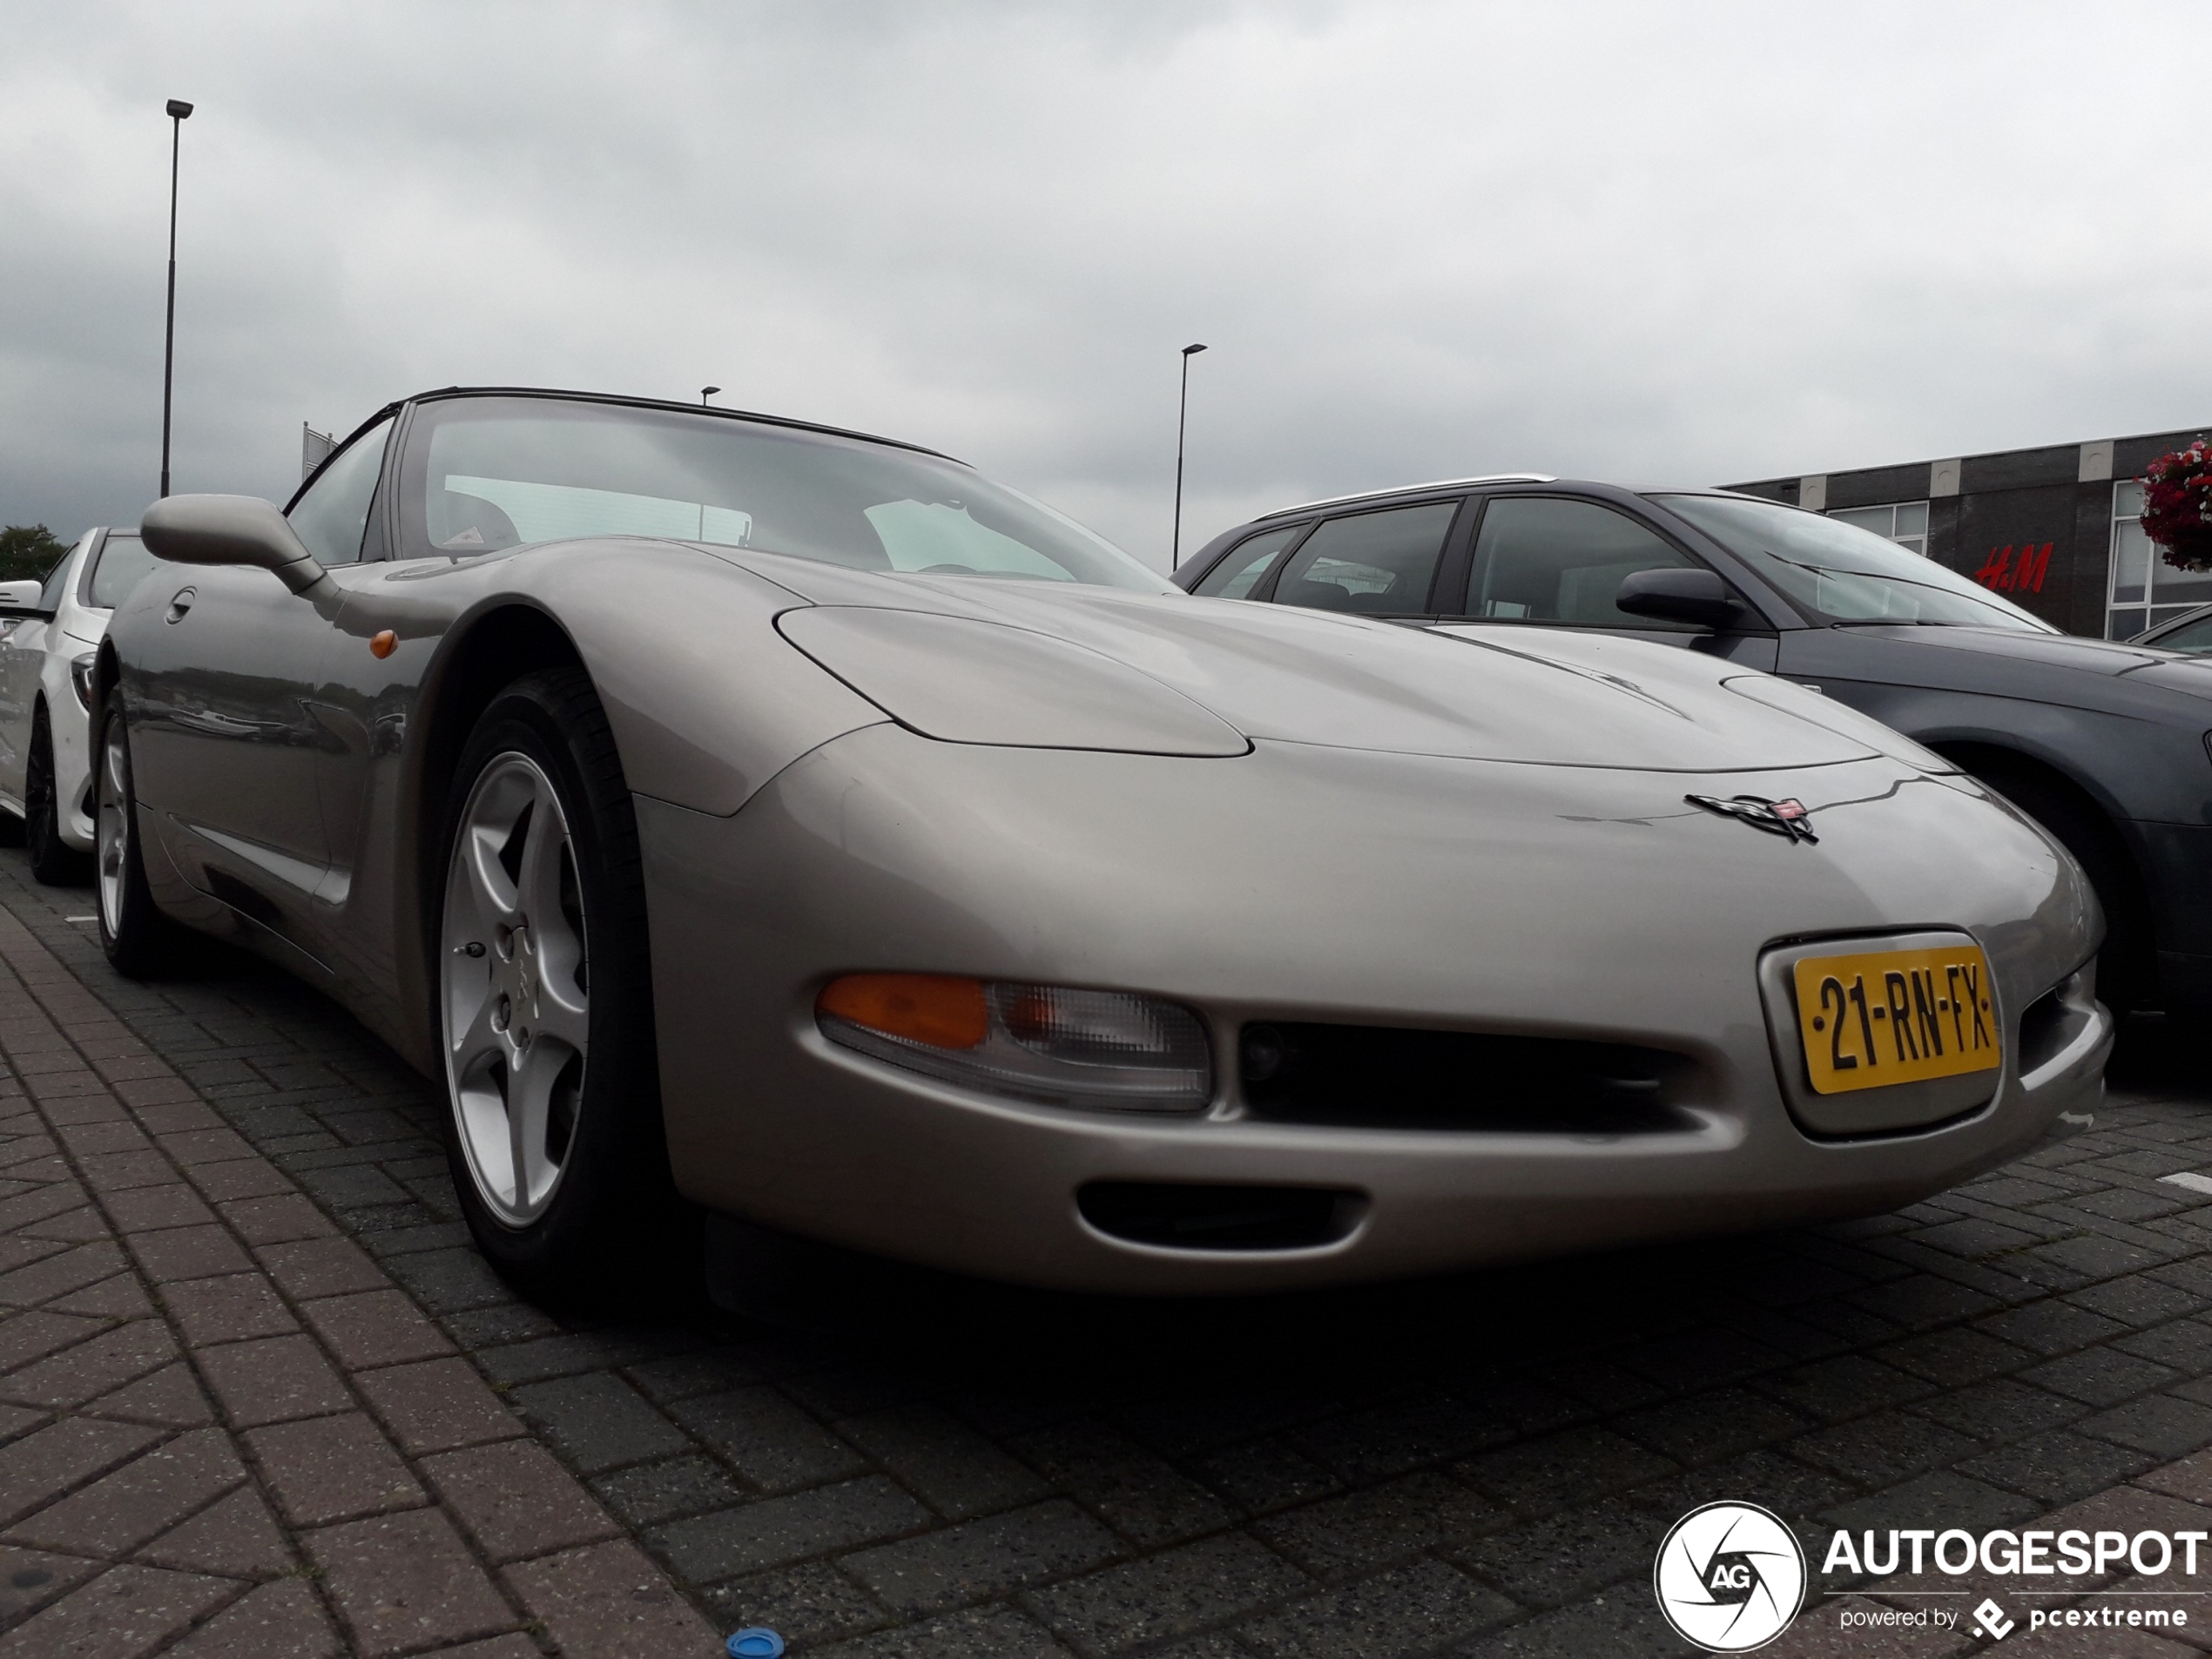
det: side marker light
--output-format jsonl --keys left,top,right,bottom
{"left": 818, "top": 974, "right": 988, "bottom": 1049}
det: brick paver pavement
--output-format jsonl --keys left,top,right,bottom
{"left": 3, "top": 837, "right": 2210, "bottom": 1657}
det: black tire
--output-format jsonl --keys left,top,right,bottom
{"left": 93, "top": 702, "right": 179, "bottom": 977}
{"left": 435, "top": 669, "right": 680, "bottom": 1298}
{"left": 27, "top": 707, "right": 87, "bottom": 886}
{"left": 1971, "top": 758, "right": 2155, "bottom": 1014}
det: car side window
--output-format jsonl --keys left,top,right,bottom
{"left": 1270, "top": 502, "right": 1457, "bottom": 615}
{"left": 1462, "top": 497, "right": 1699, "bottom": 628}
{"left": 36, "top": 545, "right": 78, "bottom": 613}
{"left": 85, "top": 532, "right": 159, "bottom": 610}
{"left": 1191, "top": 526, "right": 1302, "bottom": 598}
{"left": 288, "top": 418, "right": 393, "bottom": 566}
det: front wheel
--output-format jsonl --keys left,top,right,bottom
{"left": 93, "top": 703, "right": 178, "bottom": 976}
{"left": 436, "top": 669, "right": 676, "bottom": 1296}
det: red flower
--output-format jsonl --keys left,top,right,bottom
{"left": 2141, "top": 438, "right": 2212, "bottom": 572}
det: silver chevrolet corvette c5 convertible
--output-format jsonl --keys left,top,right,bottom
{"left": 103, "top": 388, "right": 2111, "bottom": 1295}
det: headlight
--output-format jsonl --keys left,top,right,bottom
{"left": 71, "top": 653, "right": 96, "bottom": 711}
{"left": 778, "top": 606, "right": 1249, "bottom": 756}
{"left": 817, "top": 973, "right": 1212, "bottom": 1113}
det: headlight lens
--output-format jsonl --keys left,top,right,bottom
{"left": 818, "top": 973, "right": 1212, "bottom": 1113}
{"left": 70, "top": 653, "right": 96, "bottom": 711}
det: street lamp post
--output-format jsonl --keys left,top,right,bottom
{"left": 160, "top": 98, "right": 193, "bottom": 500}
{"left": 701, "top": 386, "right": 720, "bottom": 407}
{"left": 1172, "top": 343, "right": 1207, "bottom": 570}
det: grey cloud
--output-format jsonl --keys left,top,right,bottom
{"left": 3, "top": 0, "right": 2207, "bottom": 566}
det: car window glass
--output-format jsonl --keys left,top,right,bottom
{"left": 1192, "top": 526, "right": 1301, "bottom": 597}
{"left": 2150, "top": 614, "right": 2212, "bottom": 654}
{"left": 404, "top": 400, "right": 1168, "bottom": 591}
{"left": 1657, "top": 493, "right": 2054, "bottom": 631}
{"left": 1465, "top": 498, "right": 1697, "bottom": 627}
{"left": 37, "top": 550, "right": 74, "bottom": 613}
{"left": 1271, "top": 502, "right": 1455, "bottom": 614}
{"left": 862, "top": 500, "right": 1071, "bottom": 579}
{"left": 288, "top": 418, "right": 393, "bottom": 566}
{"left": 86, "top": 532, "right": 158, "bottom": 610}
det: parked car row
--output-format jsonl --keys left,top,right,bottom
{"left": 17, "top": 387, "right": 2204, "bottom": 1298}
{"left": 0, "top": 527, "right": 157, "bottom": 880}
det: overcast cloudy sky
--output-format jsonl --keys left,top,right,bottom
{"left": 3, "top": 2, "right": 2208, "bottom": 567}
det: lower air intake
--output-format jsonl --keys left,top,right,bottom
{"left": 1077, "top": 1182, "right": 1363, "bottom": 1251}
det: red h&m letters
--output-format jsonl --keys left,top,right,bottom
{"left": 1973, "top": 543, "right": 2052, "bottom": 593}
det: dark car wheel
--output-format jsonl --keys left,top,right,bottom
{"left": 27, "top": 708, "right": 87, "bottom": 885}
{"left": 1972, "top": 758, "right": 2155, "bottom": 1015}
{"left": 436, "top": 668, "right": 680, "bottom": 1297}
{"left": 94, "top": 703, "right": 179, "bottom": 976}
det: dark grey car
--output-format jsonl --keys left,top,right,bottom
{"left": 1176, "top": 478, "right": 2212, "bottom": 1020}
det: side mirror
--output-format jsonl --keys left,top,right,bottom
{"left": 0, "top": 579, "right": 43, "bottom": 612}
{"left": 1615, "top": 566, "right": 1743, "bottom": 631}
{"left": 141, "top": 495, "right": 327, "bottom": 596}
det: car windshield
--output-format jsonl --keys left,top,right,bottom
{"left": 404, "top": 398, "right": 1168, "bottom": 591}
{"left": 1655, "top": 493, "right": 2056, "bottom": 631}
{"left": 87, "top": 532, "right": 158, "bottom": 610}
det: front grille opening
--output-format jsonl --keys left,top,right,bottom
{"left": 1238, "top": 1022, "right": 1696, "bottom": 1133}
{"left": 1077, "top": 1182, "right": 1363, "bottom": 1251}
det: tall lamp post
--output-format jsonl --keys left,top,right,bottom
{"left": 159, "top": 98, "right": 193, "bottom": 500}
{"left": 701, "top": 386, "right": 720, "bottom": 407}
{"left": 1171, "top": 342, "right": 1206, "bottom": 570}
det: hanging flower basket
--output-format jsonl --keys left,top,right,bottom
{"left": 2141, "top": 437, "right": 2212, "bottom": 573}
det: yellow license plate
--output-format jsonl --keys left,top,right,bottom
{"left": 1792, "top": 944, "right": 2001, "bottom": 1095}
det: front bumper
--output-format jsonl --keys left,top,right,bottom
{"left": 638, "top": 729, "right": 2108, "bottom": 1293}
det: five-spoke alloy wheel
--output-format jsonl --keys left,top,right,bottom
{"left": 442, "top": 751, "right": 592, "bottom": 1226}
{"left": 93, "top": 698, "right": 175, "bottom": 976}
{"left": 435, "top": 669, "right": 672, "bottom": 1293}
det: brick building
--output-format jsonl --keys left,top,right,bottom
{"left": 1727, "top": 423, "right": 2212, "bottom": 640}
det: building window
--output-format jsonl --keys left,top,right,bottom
{"left": 1829, "top": 501, "right": 1929, "bottom": 556}
{"left": 2107, "top": 480, "right": 2212, "bottom": 640}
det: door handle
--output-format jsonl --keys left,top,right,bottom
{"left": 165, "top": 588, "right": 197, "bottom": 624}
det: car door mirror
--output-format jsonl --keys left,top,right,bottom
{"left": 141, "top": 495, "right": 328, "bottom": 596}
{"left": 0, "top": 579, "right": 44, "bottom": 613}
{"left": 1615, "top": 566, "right": 1742, "bottom": 630}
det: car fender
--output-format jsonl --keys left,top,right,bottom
{"left": 1799, "top": 677, "right": 2208, "bottom": 828}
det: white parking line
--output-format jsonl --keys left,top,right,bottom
{"left": 2160, "top": 1172, "right": 2212, "bottom": 1197}
{"left": 64, "top": 915, "right": 94, "bottom": 923}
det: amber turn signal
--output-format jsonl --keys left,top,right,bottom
{"left": 818, "top": 974, "right": 988, "bottom": 1049}
{"left": 369, "top": 630, "right": 398, "bottom": 659}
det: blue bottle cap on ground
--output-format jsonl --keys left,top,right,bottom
{"left": 727, "top": 1630, "right": 785, "bottom": 1659}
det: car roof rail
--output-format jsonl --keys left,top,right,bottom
{"left": 1261, "top": 474, "right": 1558, "bottom": 517}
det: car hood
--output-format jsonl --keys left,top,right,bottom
{"left": 712, "top": 550, "right": 1878, "bottom": 771}
{"left": 1784, "top": 621, "right": 2212, "bottom": 713}
{"left": 1837, "top": 623, "right": 2177, "bottom": 676}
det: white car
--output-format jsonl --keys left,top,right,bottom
{"left": 0, "top": 527, "right": 157, "bottom": 881}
